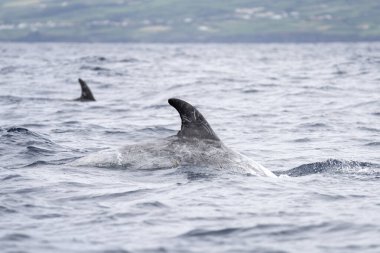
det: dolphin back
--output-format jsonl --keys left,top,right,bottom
{"left": 168, "top": 98, "right": 220, "bottom": 141}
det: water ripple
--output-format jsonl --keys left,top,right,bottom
{"left": 0, "top": 43, "right": 379, "bottom": 253}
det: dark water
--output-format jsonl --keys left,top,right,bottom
{"left": 0, "top": 43, "right": 379, "bottom": 253}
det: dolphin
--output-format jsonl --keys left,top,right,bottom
{"left": 75, "top": 78, "right": 96, "bottom": 101}
{"left": 73, "top": 98, "right": 276, "bottom": 177}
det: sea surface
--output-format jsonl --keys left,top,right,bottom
{"left": 0, "top": 43, "right": 379, "bottom": 253}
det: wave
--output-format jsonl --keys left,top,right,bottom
{"left": 0, "top": 205, "right": 17, "bottom": 214}
{"left": 274, "top": 159, "right": 380, "bottom": 177}
{"left": 120, "top": 57, "right": 139, "bottom": 63}
{"left": 0, "top": 233, "right": 31, "bottom": 241}
{"left": 0, "top": 95, "right": 23, "bottom": 103}
{"left": 24, "top": 157, "right": 80, "bottom": 167}
{"left": 365, "top": 142, "right": 380, "bottom": 146}
{"left": 0, "top": 127, "right": 78, "bottom": 168}
{"left": 80, "top": 65, "right": 110, "bottom": 72}
{"left": 58, "top": 188, "right": 152, "bottom": 202}
{"left": 2, "top": 127, "right": 58, "bottom": 147}
{"left": 1, "top": 174, "right": 22, "bottom": 181}
{"left": 0, "top": 66, "right": 18, "bottom": 74}
{"left": 79, "top": 56, "right": 108, "bottom": 63}
{"left": 0, "top": 95, "right": 66, "bottom": 103}
{"left": 180, "top": 222, "right": 338, "bottom": 239}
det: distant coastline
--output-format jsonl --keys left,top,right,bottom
{"left": 1, "top": 0, "right": 379, "bottom": 43}
{"left": 2, "top": 32, "right": 380, "bottom": 43}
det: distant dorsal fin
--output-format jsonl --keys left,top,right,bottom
{"left": 168, "top": 98, "right": 220, "bottom": 141}
{"left": 77, "top": 78, "right": 95, "bottom": 101}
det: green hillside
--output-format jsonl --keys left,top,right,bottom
{"left": 0, "top": 0, "right": 379, "bottom": 42}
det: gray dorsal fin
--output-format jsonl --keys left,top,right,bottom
{"left": 168, "top": 98, "right": 220, "bottom": 141}
{"left": 78, "top": 78, "right": 95, "bottom": 101}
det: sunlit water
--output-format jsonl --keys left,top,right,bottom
{"left": 0, "top": 43, "right": 379, "bottom": 253}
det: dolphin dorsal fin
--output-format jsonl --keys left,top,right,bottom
{"left": 168, "top": 98, "right": 220, "bottom": 141}
{"left": 78, "top": 78, "right": 96, "bottom": 101}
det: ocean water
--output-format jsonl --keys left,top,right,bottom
{"left": 0, "top": 42, "right": 379, "bottom": 253}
